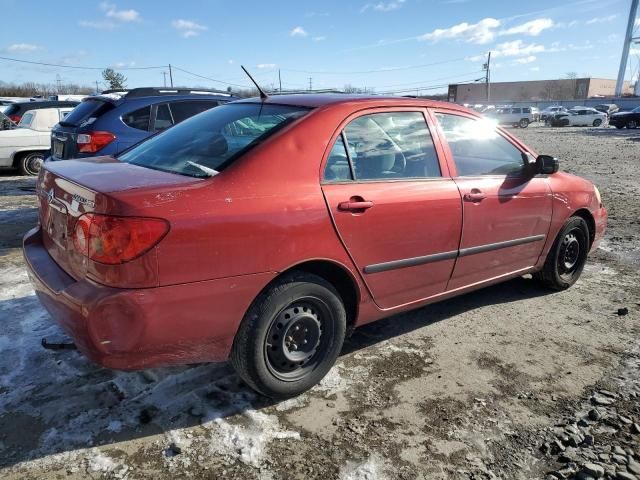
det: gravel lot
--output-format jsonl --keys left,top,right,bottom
{"left": 0, "top": 125, "right": 638, "bottom": 480}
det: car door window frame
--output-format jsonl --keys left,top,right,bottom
{"left": 320, "top": 107, "right": 451, "bottom": 184}
{"left": 429, "top": 107, "right": 532, "bottom": 179}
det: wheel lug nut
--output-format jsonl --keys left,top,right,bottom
{"left": 303, "top": 340, "right": 308, "bottom": 344}
{"left": 304, "top": 328, "right": 308, "bottom": 333}
{"left": 295, "top": 325, "right": 300, "bottom": 331}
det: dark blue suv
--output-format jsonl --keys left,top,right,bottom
{"left": 50, "top": 88, "right": 237, "bottom": 160}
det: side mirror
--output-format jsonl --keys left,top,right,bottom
{"left": 536, "top": 155, "right": 559, "bottom": 175}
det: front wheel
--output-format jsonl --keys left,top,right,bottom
{"left": 18, "top": 151, "right": 45, "bottom": 176}
{"left": 592, "top": 119, "right": 602, "bottom": 127}
{"left": 534, "top": 216, "right": 590, "bottom": 290}
{"left": 519, "top": 118, "right": 529, "bottom": 128}
{"left": 230, "top": 272, "right": 346, "bottom": 398}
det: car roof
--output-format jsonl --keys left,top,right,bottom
{"left": 233, "top": 94, "right": 460, "bottom": 110}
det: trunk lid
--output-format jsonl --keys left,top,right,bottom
{"left": 37, "top": 157, "right": 201, "bottom": 281}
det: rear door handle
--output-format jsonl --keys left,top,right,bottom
{"left": 338, "top": 199, "right": 374, "bottom": 212}
{"left": 463, "top": 189, "right": 486, "bottom": 202}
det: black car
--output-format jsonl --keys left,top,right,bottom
{"left": 3, "top": 100, "right": 80, "bottom": 123}
{"left": 50, "top": 88, "right": 236, "bottom": 161}
{"left": 609, "top": 106, "right": 640, "bottom": 129}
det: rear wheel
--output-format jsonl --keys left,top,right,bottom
{"left": 519, "top": 118, "right": 529, "bottom": 128}
{"left": 230, "top": 272, "right": 346, "bottom": 398}
{"left": 592, "top": 119, "right": 602, "bottom": 127}
{"left": 627, "top": 120, "right": 638, "bottom": 129}
{"left": 18, "top": 151, "right": 45, "bottom": 176}
{"left": 534, "top": 216, "right": 590, "bottom": 291}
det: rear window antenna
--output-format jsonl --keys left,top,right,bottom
{"left": 241, "top": 65, "right": 268, "bottom": 101}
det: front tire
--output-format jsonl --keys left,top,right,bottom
{"left": 534, "top": 216, "right": 590, "bottom": 291}
{"left": 592, "top": 119, "right": 602, "bottom": 127}
{"left": 230, "top": 272, "right": 347, "bottom": 398}
{"left": 519, "top": 118, "right": 529, "bottom": 128}
{"left": 18, "top": 151, "right": 45, "bottom": 176}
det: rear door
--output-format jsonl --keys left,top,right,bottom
{"left": 321, "top": 108, "right": 462, "bottom": 309}
{"left": 432, "top": 109, "right": 552, "bottom": 290}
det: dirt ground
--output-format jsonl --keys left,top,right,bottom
{"left": 0, "top": 124, "right": 638, "bottom": 480}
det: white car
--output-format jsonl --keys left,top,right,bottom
{"left": 0, "top": 107, "right": 73, "bottom": 175}
{"left": 488, "top": 106, "right": 537, "bottom": 128}
{"left": 548, "top": 107, "right": 607, "bottom": 127}
{"left": 540, "top": 106, "right": 568, "bottom": 122}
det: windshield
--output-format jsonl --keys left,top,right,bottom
{"left": 119, "top": 103, "right": 310, "bottom": 178}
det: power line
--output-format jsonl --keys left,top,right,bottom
{"left": 375, "top": 78, "right": 482, "bottom": 95}
{"left": 372, "top": 70, "right": 485, "bottom": 89}
{"left": 0, "top": 55, "right": 166, "bottom": 70}
{"left": 170, "top": 65, "right": 250, "bottom": 89}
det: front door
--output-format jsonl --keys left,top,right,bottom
{"left": 432, "top": 110, "right": 553, "bottom": 290}
{"left": 321, "top": 109, "right": 462, "bottom": 309}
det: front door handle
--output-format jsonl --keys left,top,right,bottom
{"left": 463, "top": 189, "right": 486, "bottom": 202}
{"left": 338, "top": 197, "right": 374, "bottom": 213}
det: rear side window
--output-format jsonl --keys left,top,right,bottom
{"left": 523, "top": 108, "right": 531, "bottom": 113}
{"left": 323, "top": 135, "right": 352, "bottom": 182}
{"left": 170, "top": 100, "right": 218, "bottom": 123}
{"left": 153, "top": 104, "right": 173, "bottom": 132}
{"left": 435, "top": 113, "right": 525, "bottom": 177}
{"left": 338, "top": 112, "right": 441, "bottom": 181}
{"left": 61, "top": 99, "right": 113, "bottom": 126}
{"left": 19, "top": 112, "right": 34, "bottom": 127}
{"left": 123, "top": 106, "right": 151, "bottom": 131}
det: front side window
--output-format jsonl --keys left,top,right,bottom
{"left": 122, "top": 106, "right": 151, "bottom": 131}
{"left": 435, "top": 113, "right": 526, "bottom": 177}
{"left": 119, "top": 103, "right": 309, "bottom": 178}
{"left": 337, "top": 111, "right": 440, "bottom": 181}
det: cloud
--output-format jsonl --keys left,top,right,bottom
{"left": 100, "top": 2, "right": 140, "bottom": 22}
{"left": 586, "top": 14, "right": 617, "bottom": 24}
{"left": 172, "top": 19, "right": 207, "bottom": 38}
{"left": 514, "top": 55, "right": 537, "bottom": 64}
{"left": 256, "top": 63, "right": 277, "bottom": 69}
{"left": 80, "top": 2, "right": 140, "bottom": 29}
{"left": 467, "top": 39, "right": 545, "bottom": 61}
{"left": 5, "top": 43, "right": 40, "bottom": 52}
{"left": 290, "top": 26, "right": 308, "bottom": 37}
{"left": 313, "top": 36, "right": 326, "bottom": 41}
{"left": 500, "top": 18, "right": 554, "bottom": 36}
{"left": 420, "top": 18, "right": 501, "bottom": 44}
{"left": 361, "top": 0, "right": 406, "bottom": 12}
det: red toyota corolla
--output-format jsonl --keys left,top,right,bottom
{"left": 24, "top": 95, "right": 607, "bottom": 398}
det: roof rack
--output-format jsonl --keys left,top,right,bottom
{"left": 267, "top": 89, "right": 345, "bottom": 96}
{"left": 100, "top": 87, "right": 233, "bottom": 98}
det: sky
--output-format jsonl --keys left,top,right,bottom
{"left": 0, "top": 0, "right": 639, "bottom": 94}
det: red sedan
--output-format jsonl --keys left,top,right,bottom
{"left": 23, "top": 95, "right": 607, "bottom": 398}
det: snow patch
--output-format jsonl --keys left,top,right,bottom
{"left": 339, "top": 457, "right": 382, "bottom": 480}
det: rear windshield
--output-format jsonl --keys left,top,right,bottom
{"left": 3, "top": 105, "right": 18, "bottom": 116}
{"left": 119, "top": 103, "right": 310, "bottom": 178}
{"left": 60, "top": 99, "right": 113, "bottom": 126}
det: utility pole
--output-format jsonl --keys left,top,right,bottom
{"left": 95, "top": 80, "right": 99, "bottom": 94}
{"left": 56, "top": 74, "right": 62, "bottom": 94}
{"left": 483, "top": 51, "right": 491, "bottom": 104}
{"left": 168, "top": 64, "right": 174, "bottom": 88}
{"left": 162, "top": 71, "right": 167, "bottom": 87}
{"left": 278, "top": 69, "right": 282, "bottom": 92}
{"left": 308, "top": 77, "right": 312, "bottom": 91}
{"left": 615, "top": 0, "right": 639, "bottom": 97}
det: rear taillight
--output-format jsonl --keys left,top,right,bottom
{"left": 9, "top": 115, "right": 20, "bottom": 123}
{"left": 76, "top": 131, "right": 116, "bottom": 153}
{"left": 72, "top": 214, "right": 169, "bottom": 265}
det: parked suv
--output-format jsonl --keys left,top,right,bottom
{"left": 3, "top": 100, "right": 79, "bottom": 124}
{"left": 49, "top": 88, "right": 237, "bottom": 160}
{"left": 489, "top": 106, "right": 536, "bottom": 128}
{"left": 25, "top": 95, "right": 607, "bottom": 398}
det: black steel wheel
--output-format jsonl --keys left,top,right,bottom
{"left": 534, "top": 216, "right": 590, "bottom": 290}
{"left": 231, "top": 271, "right": 346, "bottom": 398}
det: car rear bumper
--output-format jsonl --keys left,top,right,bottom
{"left": 23, "top": 227, "right": 275, "bottom": 370}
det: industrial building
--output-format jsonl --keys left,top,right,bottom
{"left": 448, "top": 78, "right": 634, "bottom": 104}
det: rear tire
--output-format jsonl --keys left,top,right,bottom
{"left": 230, "top": 271, "right": 347, "bottom": 399}
{"left": 534, "top": 216, "right": 590, "bottom": 291}
{"left": 519, "top": 118, "right": 529, "bottom": 128}
{"left": 18, "top": 151, "right": 45, "bottom": 176}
